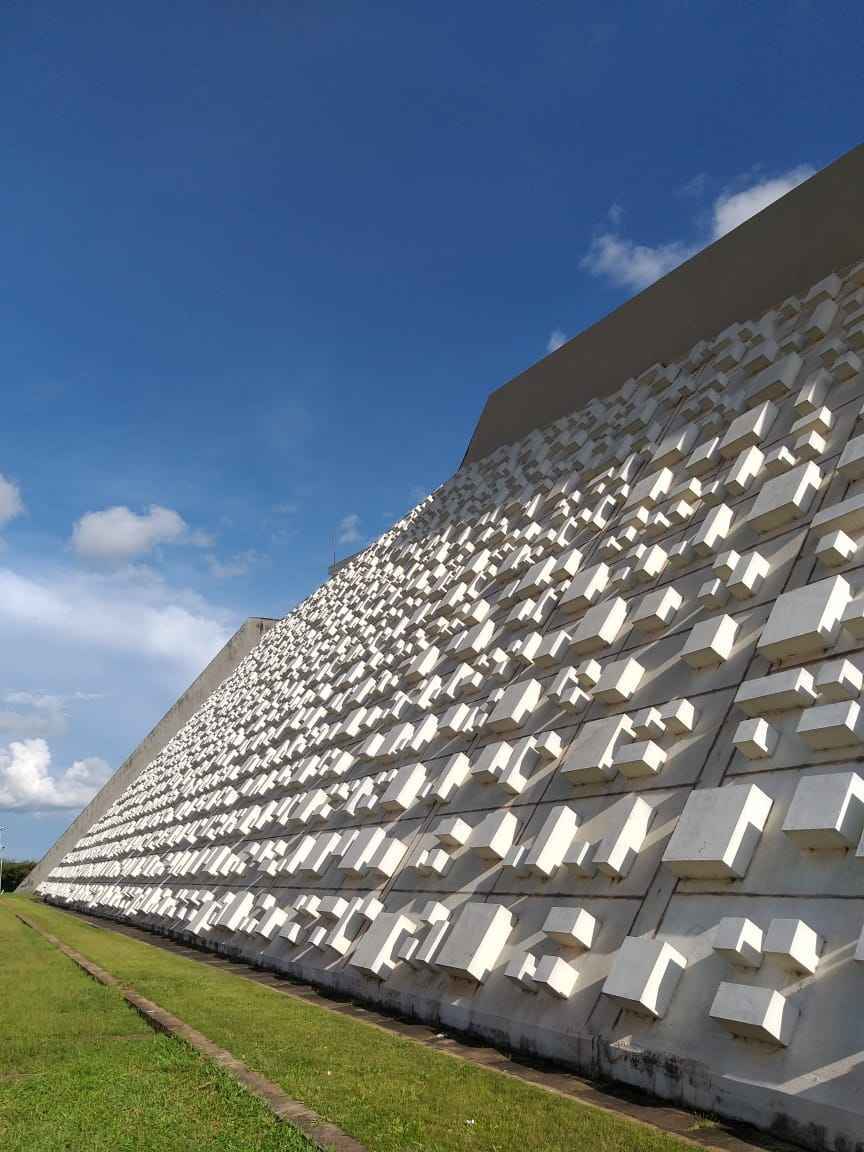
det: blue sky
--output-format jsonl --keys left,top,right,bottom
{"left": 1, "top": 1, "right": 862, "bottom": 861}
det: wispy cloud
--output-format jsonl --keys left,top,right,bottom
{"left": 581, "top": 165, "right": 815, "bottom": 293}
{"left": 206, "top": 549, "right": 264, "bottom": 579}
{"left": 0, "top": 564, "right": 235, "bottom": 675}
{"left": 677, "top": 172, "right": 707, "bottom": 198}
{"left": 546, "top": 329, "right": 567, "bottom": 353}
{"left": 0, "top": 474, "right": 24, "bottom": 527}
{"left": 337, "top": 513, "right": 362, "bottom": 546}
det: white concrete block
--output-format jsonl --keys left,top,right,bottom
{"left": 570, "top": 596, "right": 629, "bottom": 655}
{"left": 435, "top": 902, "right": 514, "bottom": 983}
{"left": 524, "top": 805, "right": 578, "bottom": 877}
{"left": 469, "top": 810, "right": 519, "bottom": 861}
{"left": 434, "top": 815, "right": 472, "bottom": 848}
{"left": 593, "top": 657, "right": 645, "bottom": 704}
{"left": 542, "top": 906, "right": 598, "bottom": 950}
{"left": 782, "top": 771, "right": 864, "bottom": 849}
{"left": 381, "top": 762, "right": 427, "bottom": 813}
{"left": 734, "top": 668, "right": 818, "bottom": 715}
{"left": 758, "top": 576, "right": 851, "bottom": 661}
{"left": 613, "top": 739, "right": 667, "bottom": 778}
{"left": 816, "top": 659, "right": 863, "bottom": 702}
{"left": 350, "top": 913, "right": 417, "bottom": 979}
{"left": 713, "top": 917, "right": 764, "bottom": 969}
{"left": 797, "top": 701, "right": 864, "bottom": 750}
{"left": 560, "top": 563, "right": 610, "bottom": 614}
{"left": 681, "top": 614, "right": 738, "bottom": 669}
{"left": 532, "top": 954, "right": 579, "bottom": 999}
{"left": 692, "top": 504, "right": 735, "bottom": 557}
{"left": 733, "top": 717, "right": 778, "bottom": 760}
{"left": 560, "top": 714, "right": 635, "bottom": 783}
{"left": 709, "top": 982, "right": 796, "bottom": 1046}
{"left": 594, "top": 795, "right": 653, "bottom": 877}
{"left": 816, "top": 531, "right": 857, "bottom": 568}
{"left": 747, "top": 462, "right": 822, "bottom": 533}
{"left": 764, "top": 918, "right": 821, "bottom": 974}
{"left": 663, "top": 784, "right": 773, "bottom": 879}
{"left": 487, "top": 679, "right": 542, "bottom": 733}
{"left": 602, "top": 937, "right": 687, "bottom": 1018}
{"left": 630, "top": 586, "right": 682, "bottom": 632}
{"left": 719, "top": 400, "right": 778, "bottom": 458}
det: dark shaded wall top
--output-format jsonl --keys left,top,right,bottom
{"left": 463, "top": 142, "right": 864, "bottom": 466}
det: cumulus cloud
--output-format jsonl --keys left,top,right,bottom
{"left": 71, "top": 504, "right": 191, "bottom": 562}
{"left": 338, "top": 514, "right": 362, "bottom": 546}
{"left": 582, "top": 165, "right": 815, "bottom": 293}
{"left": 581, "top": 234, "right": 697, "bottom": 292}
{"left": 711, "top": 165, "right": 814, "bottom": 238}
{"left": 0, "top": 565, "right": 235, "bottom": 675}
{"left": 546, "top": 329, "right": 567, "bottom": 353}
{"left": 0, "top": 737, "right": 111, "bottom": 811}
{"left": 0, "top": 474, "right": 24, "bottom": 527}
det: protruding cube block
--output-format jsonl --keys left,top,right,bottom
{"left": 532, "top": 954, "right": 578, "bottom": 999}
{"left": 594, "top": 795, "right": 653, "bottom": 877}
{"left": 630, "top": 586, "right": 682, "bottom": 632}
{"left": 524, "top": 805, "right": 578, "bottom": 878}
{"left": 663, "top": 784, "right": 773, "bottom": 879}
{"left": 560, "top": 714, "right": 635, "bottom": 783}
{"left": 469, "top": 810, "right": 519, "bottom": 861}
{"left": 733, "top": 717, "right": 778, "bottom": 760}
{"left": 782, "top": 771, "right": 864, "bottom": 849}
{"left": 570, "top": 596, "right": 629, "bottom": 655}
{"left": 734, "top": 668, "right": 818, "bottom": 715}
{"left": 747, "top": 462, "right": 822, "bottom": 533}
{"left": 542, "top": 906, "right": 598, "bottom": 950}
{"left": 593, "top": 657, "right": 645, "bottom": 704}
{"left": 797, "top": 701, "right": 864, "bottom": 750}
{"left": 718, "top": 400, "right": 777, "bottom": 458}
{"left": 435, "top": 902, "right": 514, "bottom": 983}
{"left": 764, "top": 918, "right": 821, "bottom": 974}
{"left": 350, "top": 913, "right": 417, "bottom": 980}
{"left": 602, "top": 937, "right": 687, "bottom": 1018}
{"left": 816, "top": 531, "right": 857, "bottom": 568}
{"left": 709, "top": 982, "right": 796, "bottom": 1046}
{"left": 758, "top": 576, "right": 851, "bottom": 661}
{"left": 613, "top": 739, "right": 667, "bottom": 778}
{"left": 837, "top": 432, "right": 864, "bottom": 481}
{"left": 487, "top": 679, "right": 542, "bottom": 733}
{"left": 560, "top": 563, "right": 610, "bottom": 614}
{"left": 434, "top": 816, "right": 472, "bottom": 848}
{"left": 815, "top": 659, "right": 863, "bottom": 702}
{"left": 713, "top": 917, "right": 764, "bottom": 969}
{"left": 681, "top": 614, "right": 738, "bottom": 669}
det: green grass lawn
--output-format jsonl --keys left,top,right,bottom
{"left": 7, "top": 895, "right": 699, "bottom": 1152}
{"left": 0, "top": 901, "right": 313, "bottom": 1152}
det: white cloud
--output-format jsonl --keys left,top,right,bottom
{"left": 0, "top": 474, "right": 24, "bottom": 527}
{"left": 546, "top": 329, "right": 567, "bottom": 353}
{"left": 0, "top": 565, "right": 235, "bottom": 675}
{"left": 677, "top": 172, "right": 707, "bottom": 198}
{"left": 582, "top": 165, "right": 815, "bottom": 293}
{"left": 711, "top": 165, "right": 815, "bottom": 238}
{"left": 0, "top": 737, "right": 111, "bottom": 811}
{"left": 71, "top": 505, "right": 189, "bottom": 562}
{"left": 207, "top": 549, "right": 263, "bottom": 579}
{"left": 581, "top": 233, "right": 697, "bottom": 292}
{"left": 338, "top": 514, "right": 362, "bottom": 546}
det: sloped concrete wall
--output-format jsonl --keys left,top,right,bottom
{"left": 21, "top": 617, "right": 277, "bottom": 892}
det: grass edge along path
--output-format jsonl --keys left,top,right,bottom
{"left": 0, "top": 901, "right": 315, "bottom": 1152}
{"left": 16, "top": 909, "right": 366, "bottom": 1152}
{"left": 10, "top": 896, "right": 740, "bottom": 1152}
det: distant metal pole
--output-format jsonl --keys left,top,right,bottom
{"left": 0, "top": 826, "right": 5, "bottom": 896}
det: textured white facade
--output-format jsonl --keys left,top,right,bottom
{"left": 40, "top": 260, "right": 864, "bottom": 1150}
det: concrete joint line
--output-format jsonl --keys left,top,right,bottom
{"left": 15, "top": 913, "right": 368, "bottom": 1152}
